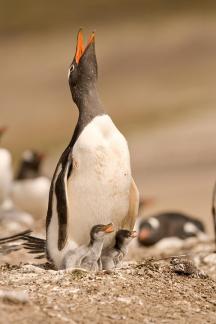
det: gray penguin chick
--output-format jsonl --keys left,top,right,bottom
{"left": 62, "top": 223, "right": 114, "bottom": 271}
{"left": 101, "top": 229, "right": 137, "bottom": 270}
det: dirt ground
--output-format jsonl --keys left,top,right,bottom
{"left": 0, "top": 240, "right": 216, "bottom": 324}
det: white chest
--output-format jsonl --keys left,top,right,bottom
{"left": 0, "top": 149, "right": 12, "bottom": 203}
{"left": 67, "top": 115, "right": 131, "bottom": 244}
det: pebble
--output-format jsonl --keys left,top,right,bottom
{"left": 22, "top": 264, "right": 46, "bottom": 273}
{"left": 0, "top": 289, "right": 29, "bottom": 304}
{"left": 203, "top": 253, "right": 216, "bottom": 265}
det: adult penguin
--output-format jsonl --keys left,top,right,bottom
{"left": 46, "top": 30, "right": 139, "bottom": 269}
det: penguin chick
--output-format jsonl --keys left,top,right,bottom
{"left": 101, "top": 229, "right": 137, "bottom": 270}
{"left": 62, "top": 223, "right": 114, "bottom": 271}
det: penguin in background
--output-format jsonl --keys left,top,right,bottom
{"left": 11, "top": 150, "right": 50, "bottom": 218}
{"left": 0, "top": 127, "right": 13, "bottom": 206}
{"left": 138, "top": 211, "right": 207, "bottom": 248}
{"left": 46, "top": 30, "right": 139, "bottom": 269}
{"left": 15, "top": 150, "right": 45, "bottom": 180}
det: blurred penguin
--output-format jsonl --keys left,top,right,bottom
{"left": 138, "top": 212, "right": 207, "bottom": 249}
{"left": 11, "top": 150, "right": 50, "bottom": 217}
{"left": 0, "top": 127, "right": 13, "bottom": 206}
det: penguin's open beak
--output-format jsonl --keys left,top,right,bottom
{"left": 130, "top": 231, "right": 137, "bottom": 238}
{"left": 75, "top": 29, "right": 95, "bottom": 64}
{"left": 103, "top": 223, "right": 114, "bottom": 233}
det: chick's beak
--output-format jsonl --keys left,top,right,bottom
{"left": 130, "top": 231, "right": 137, "bottom": 238}
{"left": 75, "top": 29, "right": 95, "bottom": 64}
{"left": 103, "top": 223, "right": 114, "bottom": 233}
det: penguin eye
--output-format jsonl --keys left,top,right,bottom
{"left": 70, "top": 64, "right": 75, "bottom": 73}
{"left": 68, "top": 64, "right": 75, "bottom": 80}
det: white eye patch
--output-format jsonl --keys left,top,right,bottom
{"left": 148, "top": 217, "right": 160, "bottom": 229}
{"left": 183, "top": 222, "right": 198, "bottom": 233}
{"left": 22, "top": 150, "right": 34, "bottom": 162}
{"left": 68, "top": 64, "right": 75, "bottom": 80}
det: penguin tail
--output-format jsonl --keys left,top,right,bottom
{"left": 0, "top": 230, "right": 46, "bottom": 259}
{"left": 0, "top": 230, "right": 32, "bottom": 244}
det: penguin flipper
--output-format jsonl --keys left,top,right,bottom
{"left": 122, "top": 177, "right": 139, "bottom": 230}
{"left": 55, "top": 157, "right": 72, "bottom": 251}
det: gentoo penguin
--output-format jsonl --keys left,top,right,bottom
{"left": 101, "top": 229, "right": 137, "bottom": 270}
{"left": 138, "top": 212, "right": 206, "bottom": 247}
{"left": 11, "top": 150, "right": 50, "bottom": 217}
{"left": 62, "top": 223, "right": 114, "bottom": 271}
{"left": 0, "top": 127, "right": 13, "bottom": 206}
{"left": 46, "top": 30, "right": 139, "bottom": 269}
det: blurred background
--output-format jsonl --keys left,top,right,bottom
{"left": 1, "top": 0, "right": 216, "bottom": 234}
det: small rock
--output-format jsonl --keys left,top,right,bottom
{"left": 116, "top": 296, "right": 131, "bottom": 304}
{"left": 22, "top": 264, "right": 46, "bottom": 273}
{"left": 203, "top": 253, "right": 216, "bottom": 265}
{"left": 170, "top": 257, "right": 207, "bottom": 278}
{"left": 0, "top": 289, "right": 29, "bottom": 304}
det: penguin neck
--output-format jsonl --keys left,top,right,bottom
{"left": 115, "top": 241, "right": 128, "bottom": 255}
{"left": 89, "top": 237, "right": 104, "bottom": 258}
{"left": 74, "top": 83, "right": 104, "bottom": 126}
{"left": 68, "top": 83, "right": 104, "bottom": 149}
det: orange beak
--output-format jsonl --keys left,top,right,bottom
{"left": 139, "top": 228, "right": 151, "bottom": 240}
{"left": 0, "top": 126, "right": 7, "bottom": 137}
{"left": 37, "top": 152, "right": 45, "bottom": 161}
{"left": 103, "top": 223, "right": 114, "bottom": 233}
{"left": 75, "top": 29, "right": 95, "bottom": 64}
{"left": 0, "top": 126, "right": 7, "bottom": 133}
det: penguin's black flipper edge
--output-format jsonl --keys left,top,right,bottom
{"left": 55, "top": 157, "right": 73, "bottom": 251}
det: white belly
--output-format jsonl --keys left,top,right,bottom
{"left": 47, "top": 115, "right": 131, "bottom": 268}
{"left": 11, "top": 177, "right": 50, "bottom": 217}
{"left": 0, "top": 149, "right": 12, "bottom": 205}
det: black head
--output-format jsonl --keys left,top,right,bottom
{"left": 115, "top": 229, "right": 137, "bottom": 249}
{"left": 16, "top": 150, "right": 45, "bottom": 180}
{"left": 68, "top": 29, "right": 98, "bottom": 105}
{"left": 138, "top": 217, "right": 160, "bottom": 245}
{"left": 90, "top": 223, "right": 114, "bottom": 241}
